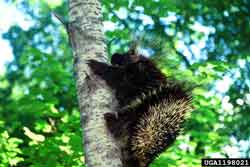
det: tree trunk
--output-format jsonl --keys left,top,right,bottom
{"left": 68, "top": 0, "right": 122, "bottom": 166}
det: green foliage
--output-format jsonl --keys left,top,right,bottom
{"left": 1, "top": 0, "right": 250, "bottom": 166}
{"left": 0, "top": 120, "right": 23, "bottom": 167}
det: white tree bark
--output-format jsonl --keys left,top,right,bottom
{"left": 68, "top": 0, "right": 123, "bottom": 166}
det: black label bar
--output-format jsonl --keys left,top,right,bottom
{"left": 202, "top": 158, "right": 250, "bottom": 166}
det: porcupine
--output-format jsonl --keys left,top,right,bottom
{"left": 87, "top": 48, "right": 192, "bottom": 167}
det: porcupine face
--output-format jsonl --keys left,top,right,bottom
{"left": 111, "top": 53, "right": 126, "bottom": 66}
{"left": 111, "top": 53, "right": 141, "bottom": 67}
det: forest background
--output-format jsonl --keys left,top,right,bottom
{"left": 0, "top": 0, "right": 249, "bottom": 167}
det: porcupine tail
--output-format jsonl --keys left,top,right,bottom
{"left": 130, "top": 83, "right": 192, "bottom": 167}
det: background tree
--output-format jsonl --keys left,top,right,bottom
{"left": 0, "top": 0, "right": 249, "bottom": 167}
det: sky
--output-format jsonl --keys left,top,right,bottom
{"left": 0, "top": 1, "right": 233, "bottom": 93}
{"left": 0, "top": 2, "right": 212, "bottom": 72}
{"left": 0, "top": 1, "right": 33, "bottom": 73}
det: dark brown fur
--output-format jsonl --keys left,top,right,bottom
{"left": 88, "top": 51, "right": 192, "bottom": 167}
